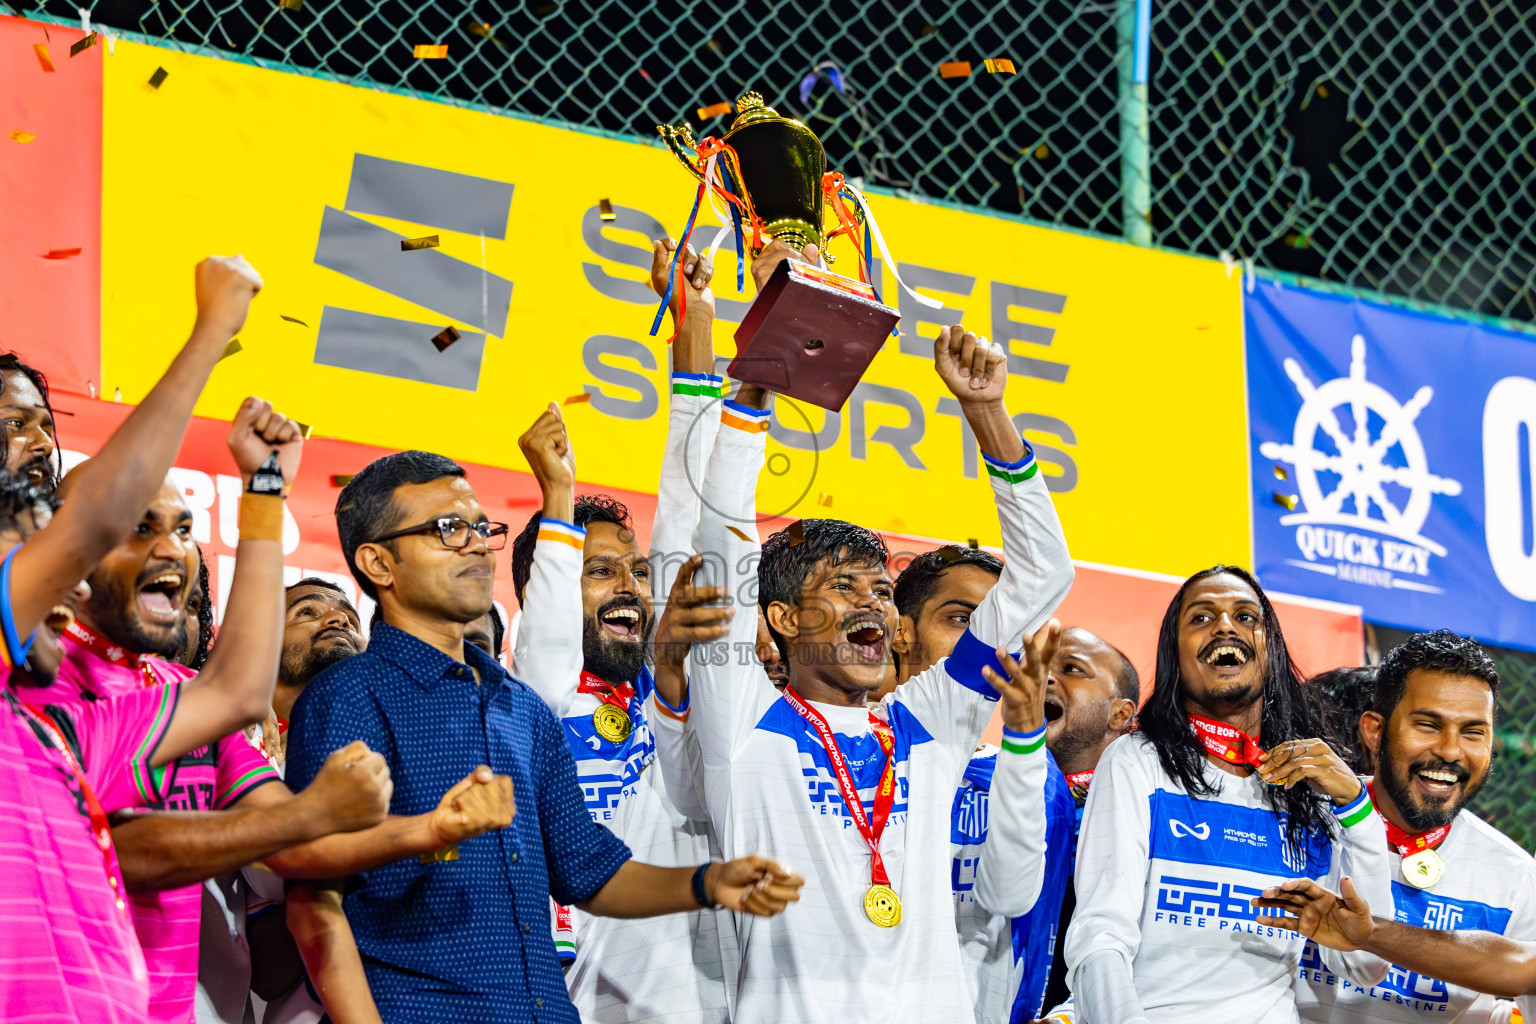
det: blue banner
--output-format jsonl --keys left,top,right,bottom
{"left": 1246, "top": 279, "right": 1536, "bottom": 651}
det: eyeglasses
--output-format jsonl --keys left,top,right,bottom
{"left": 371, "top": 516, "right": 510, "bottom": 551}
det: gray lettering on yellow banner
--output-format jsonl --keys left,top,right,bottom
{"left": 344, "top": 154, "right": 514, "bottom": 239}
{"left": 313, "top": 306, "right": 485, "bottom": 391}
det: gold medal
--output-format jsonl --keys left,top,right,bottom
{"left": 592, "top": 702, "right": 632, "bottom": 743}
{"left": 864, "top": 883, "right": 901, "bottom": 928}
{"left": 1401, "top": 848, "right": 1444, "bottom": 889}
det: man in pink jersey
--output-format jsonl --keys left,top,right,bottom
{"left": 0, "top": 255, "right": 361, "bottom": 1023}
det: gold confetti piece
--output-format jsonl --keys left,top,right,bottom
{"left": 70, "top": 33, "right": 99, "bottom": 57}
{"left": 330, "top": 474, "right": 354, "bottom": 487}
{"left": 414, "top": 44, "right": 448, "bottom": 59}
{"left": 1032, "top": 144, "right": 1050, "bottom": 159}
{"left": 984, "top": 58, "right": 1016, "bottom": 74}
{"left": 967, "top": 538, "right": 980, "bottom": 550}
{"left": 563, "top": 392, "right": 592, "bottom": 405}
{"left": 148, "top": 67, "right": 168, "bottom": 88}
{"left": 726, "top": 525, "right": 752, "bottom": 543}
{"left": 1272, "top": 491, "right": 1298, "bottom": 511}
{"left": 939, "top": 61, "right": 972, "bottom": 79}
{"left": 920, "top": 23, "right": 939, "bottom": 35}
{"left": 10, "top": 130, "right": 36, "bottom": 144}
{"left": 279, "top": 0, "right": 303, "bottom": 9}
{"left": 467, "top": 18, "right": 492, "bottom": 37}
{"left": 280, "top": 315, "right": 308, "bottom": 326}
{"left": 44, "top": 247, "right": 82, "bottom": 259}
{"left": 935, "top": 545, "right": 963, "bottom": 564}
{"left": 401, "top": 234, "right": 440, "bottom": 251}
{"left": 696, "top": 101, "right": 732, "bottom": 120}
{"left": 1273, "top": 465, "right": 1288, "bottom": 481}
{"left": 432, "top": 326, "right": 461, "bottom": 352}
{"left": 599, "top": 198, "right": 615, "bottom": 222}
{"left": 419, "top": 844, "right": 458, "bottom": 863}
{"left": 34, "top": 43, "right": 55, "bottom": 73}
{"left": 220, "top": 339, "right": 243, "bottom": 360}
{"left": 787, "top": 521, "right": 805, "bottom": 546}
{"left": 817, "top": 493, "right": 833, "bottom": 507}
{"left": 705, "top": 39, "right": 723, "bottom": 55}
{"left": 294, "top": 421, "right": 315, "bottom": 440}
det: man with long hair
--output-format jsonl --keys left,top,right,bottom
{"left": 1064, "top": 565, "right": 1395, "bottom": 1023}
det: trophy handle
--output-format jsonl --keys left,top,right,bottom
{"left": 657, "top": 123, "right": 706, "bottom": 183}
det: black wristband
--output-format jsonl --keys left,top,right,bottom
{"left": 247, "top": 451, "right": 285, "bottom": 496}
{"left": 691, "top": 862, "right": 716, "bottom": 909}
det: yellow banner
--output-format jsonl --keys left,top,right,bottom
{"left": 102, "top": 41, "right": 1249, "bottom": 576}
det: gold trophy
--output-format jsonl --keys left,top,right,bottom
{"left": 657, "top": 93, "right": 900, "bottom": 413}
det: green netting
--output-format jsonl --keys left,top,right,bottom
{"left": 7, "top": 0, "right": 1532, "bottom": 324}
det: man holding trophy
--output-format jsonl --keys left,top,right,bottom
{"left": 649, "top": 93, "right": 1075, "bottom": 1024}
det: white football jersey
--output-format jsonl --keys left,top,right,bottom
{"left": 684, "top": 428, "right": 1074, "bottom": 1024}
{"left": 1067, "top": 733, "right": 1397, "bottom": 1024}
{"left": 1296, "top": 806, "right": 1536, "bottom": 1023}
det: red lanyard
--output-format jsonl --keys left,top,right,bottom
{"left": 1369, "top": 782, "right": 1452, "bottom": 855}
{"left": 1065, "top": 768, "right": 1096, "bottom": 790}
{"left": 578, "top": 671, "right": 635, "bottom": 710}
{"left": 1187, "top": 713, "right": 1266, "bottom": 767}
{"left": 24, "top": 705, "right": 127, "bottom": 912}
{"left": 783, "top": 687, "right": 897, "bottom": 888}
{"left": 64, "top": 620, "right": 160, "bottom": 688}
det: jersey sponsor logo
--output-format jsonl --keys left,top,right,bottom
{"left": 953, "top": 784, "right": 989, "bottom": 844}
{"left": 1300, "top": 886, "right": 1515, "bottom": 1009}
{"left": 1148, "top": 790, "right": 1332, "bottom": 877}
{"left": 566, "top": 712, "right": 657, "bottom": 817}
{"left": 802, "top": 765, "right": 911, "bottom": 822}
{"left": 952, "top": 852, "right": 981, "bottom": 896}
{"left": 1169, "top": 818, "right": 1210, "bottom": 840}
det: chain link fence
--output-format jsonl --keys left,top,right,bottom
{"left": 9, "top": 0, "right": 1533, "bottom": 324}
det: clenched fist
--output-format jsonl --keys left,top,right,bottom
{"left": 226, "top": 396, "right": 304, "bottom": 488}
{"left": 429, "top": 765, "right": 516, "bottom": 846}
{"left": 300, "top": 740, "right": 392, "bottom": 834}
{"left": 194, "top": 255, "right": 264, "bottom": 339}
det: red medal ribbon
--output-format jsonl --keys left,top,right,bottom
{"left": 783, "top": 687, "right": 897, "bottom": 887}
{"left": 24, "top": 705, "right": 127, "bottom": 913}
{"left": 1187, "top": 712, "right": 1266, "bottom": 767}
{"left": 578, "top": 671, "right": 636, "bottom": 712}
{"left": 1065, "top": 768, "right": 1096, "bottom": 790}
{"left": 1368, "top": 782, "right": 1452, "bottom": 855}
{"left": 63, "top": 619, "right": 160, "bottom": 688}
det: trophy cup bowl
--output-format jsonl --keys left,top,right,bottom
{"left": 658, "top": 93, "right": 900, "bottom": 413}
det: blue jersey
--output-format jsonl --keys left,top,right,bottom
{"left": 953, "top": 747, "right": 1078, "bottom": 1023}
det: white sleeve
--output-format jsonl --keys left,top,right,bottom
{"left": 1472, "top": 995, "right": 1510, "bottom": 1024}
{"left": 687, "top": 400, "right": 779, "bottom": 778}
{"left": 1066, "top": 737, "right": 1152, "bottom": 1001}
{"left": 1319, "top": 787, "right": 1393, "bottom": 988}
{"left": 1076, "top": 949, "right": 1150, "bottom": 1024}
{"left": 649, "top": 373, "right": 725, "bottom": 603}
{"left": 896, "top": 442, "right": 1074, "bottom": 754}
{"left": 973, "top": 724, "right": 1049, "bottom": 918}
{"left": 510, "top": 520, "right": 587, "bottom": 718}
{"left": 649, "top": 687, "right": 709, "bottom": 824}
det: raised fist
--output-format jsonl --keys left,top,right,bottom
{"left": 194, "top": 255, "right": 264, "bottom": 338}
{"left": 226, "top": 396, "right": 303, "bottom": 486}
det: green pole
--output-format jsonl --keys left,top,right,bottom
{"left": 1118, "top": 0, "right": 1152, "bottom": 245}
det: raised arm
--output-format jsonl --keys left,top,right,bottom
{"left": 648, "top": 238, "right": 722, "bottom": 604}
{"left": 154, "top": 397, "right": 302, "bottom": 764}
{"left": 510, "top": 404, "right": 584, "bottom": 716}
{"left": 13, "top": 257, "right": 262, "bottom": 637}
{"left": 972, "top": 625, "right": 1058, "bottom": 918}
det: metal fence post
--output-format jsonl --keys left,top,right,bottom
{"left": 1118, "top": 0, "right": 1153, "bottom": 246}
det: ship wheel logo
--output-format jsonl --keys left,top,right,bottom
{"left": 1259, "top": 334, "right": 1461, "bottom": 557}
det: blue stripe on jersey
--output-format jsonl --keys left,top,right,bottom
{"left": 0, "top": 546, "right": 32, "bottom": 667}
{"left": 1010, "top": 753, "right": 1076, "bottom": 1022}
{"left": 756, "top": 696, "right": 933, "bottom": 812}
{"left": 944, "top": 628, "right": 1005, "bottom": 700}
{"left": 1391, "top": 881, "right": 1513, "bottom": 934}
{"left": 1147, "top": 790, "right": 1333, "bottom": 878}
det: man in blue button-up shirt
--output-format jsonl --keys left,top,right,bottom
{"left": 289, "top": 450, "right": 803, "bottom": 1024}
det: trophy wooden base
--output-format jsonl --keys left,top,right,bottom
{"left": 729, "top": 259, "right": 900, "bottom": 413}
